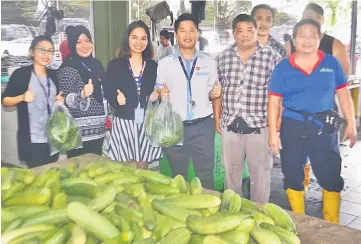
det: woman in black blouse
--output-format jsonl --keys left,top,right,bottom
{"left": 104, "top": 21, "right": 161, "bottom": 169}
{"left": 57, "top": 25, "right": 106, "bottom": 158}
{"left": 2, "top": 35, "right": 63, "bottom": 168}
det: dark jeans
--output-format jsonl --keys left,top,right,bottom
{"left": 67, "top": 138, "right": 104, "bottom": 158}
{"left": 163, "top": 117, "right": 215, "bottom": 190}
{"left": 280, "top": 118, "right": 344, "bottom": 192}
{"left": 26, "top": 143, "right": 59, "bottom": 168}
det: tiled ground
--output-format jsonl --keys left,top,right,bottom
{"left": 270, "top": 140, "right": 361, "bottom": 231}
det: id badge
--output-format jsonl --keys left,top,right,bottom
{"left": 188, "top": 101, "right": 195, "bottom": 120}
{"left": 135, "top": 105, "right": 144, "bottom": 124}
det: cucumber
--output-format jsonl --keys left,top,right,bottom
{"left": 2, "top": 182, "right": 25, "bottom": 200}
{"left": 244, "top": 209, "right": 275, "bottom": 225}
{"left": 1, "top": 225, "right": 55, "bottom": 244}
{"left": 220, "top": 230, "right": 250, "bottom": 244}
{"left": 137, "top": 170, "right": 172, "bottom": 186}
{"left": 2, "top": 205, "right": 49, "bottom": 219}
{"left": 3, "top": 219, "right": 23, "bottom": 233}
{"left": 241, "top": 198, "right": 259, "bottom": 210}
{"left": 203, "top": 235, "right": 231, "bottom": 244}
{"left": 67, "top": 195, "right": 92, "bottom": 205}
{"left": 31, "top": 170, "right": 55, "bottom": 188}
{"left": 163, "top": 195, "right": 221, "bottom": 209}
{"left": 130, "top": 221, "right": 143, "bottom": 241}
{"left": 262, "top": 203, "right": 296, "bottom": 233}
{"left": 1, "top": 208, "right": 17, "bottom": 223}
{"left": 186, "top": 214, "right": 241, "bottom": 235}
{"left": 52, "top": 192, "right": 68, "bottom": 208}
{"left": 67, "top": 202, "right": 121, "bottom": 241}
{"left": 66, "top": 162, "right": 79, "bottom": 174}
{"left": 2, "top": 171, "right": 17, "bottom": 191}
{"left": 3, "top": 188, "right": 51, "bottom": 206}
{"left": 104, "top": 232, "right": 135, "bottom": 244}
{"left": 85, "top": 234, "right": 98, "bottom": 244}
{"left": 113, "top": 176, "right": 143, "bottom": 185}
{"left": 188, "top": 234, "right": 205, "bottom": 244}
{"left": 95, "top": 166, "right": 109, "bottom": 176}
{"left": 43, "top": 227, "right": 69, "bottom": 244}
{"left": 8, "top": 232, "right": 45, "bottom": 244}
{"left": 200, "top": 209, "right": 213, "bottom": 217}
{"left": 109, "top": 212, "right": 131, "bottom": 232}
{"left": 152, "top": 199, "right": 201, "bottom": 224}
{"left": 94, "top": 172, "right": 131, "bottom": 184}
{"left": 133, "top": 237, "right": 157, "bottom": 244}
{"left": 250, "top": 225, "right": 281, "bottom": 244}
{"left": 102, "top": 202, "right": 116, "bottom": 213}
{"left": 88, "top": 163, "right": 103, "bottom": 178}
{"left": 115, "top": 204, "right": 144, "bottom": 227}
{"left": 236, "top": 217, "right": 255, "bottom": 233}
{"left": 22, "top": 208, "right": 68, "bottom": 227}
{"left": 63, "top": 183, "right": 99, "bottom": 198}
{"left": 190, "top": 177, "right": 202, "bottom": 195}
{"left": 220, "top": 189, "right": 235, "bottom": 212}
{"left": 88, "top": 186, "right": 117, "bottom": 212}
{"left": 174, "top": 175, "right": 187, "bottom": 194}
{"left": 142, "top": 197, "right": 157, "bottom": 231}
{"left": 150, "top": 215, "right": 172, "bottom": 241}
{"left": 144, "top": 183, "right": 180, "bottom": 196}
{"left": 159, "top": 227, "right": 191, "bottom": 244}
{"left": 68, "top": 224, "right": 87, "bottom": 244}
{"left": 260, "top": 223, "right": 301, "bottom": 244}
{"left": 60, "top": 178, "right": 97, "bottom": 188}
{"left": 228, "top": 194, "right": 242, "bottom": 214}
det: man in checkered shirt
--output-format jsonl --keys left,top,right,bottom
{"left": 214, "top": 14, "right": 282, "bottom": 203}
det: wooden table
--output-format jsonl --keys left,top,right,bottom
{"left": 32, "top": 154, "right": 361, "bottom": 244}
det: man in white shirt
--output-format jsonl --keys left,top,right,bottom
{"left": 157, "top": 30, "right": 175, "bottom": 60}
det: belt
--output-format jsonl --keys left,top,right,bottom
{"left": 183, "top": 115, "right": 212, "bottom": 126}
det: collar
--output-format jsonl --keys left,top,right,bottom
{"left": 173, "top": 48, "right": 202, "bottom": 61}
{"left": 289, "top": 50, "right": 326, "bottom": 76}
{"left": 232, "top": 41, "right": 263, "bottom": 56}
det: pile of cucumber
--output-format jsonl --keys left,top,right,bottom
{"left": 1, "top": 160, "right": 301, "bottom": 244}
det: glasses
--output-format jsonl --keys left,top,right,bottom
{"left": 35, "top": 47, "right": 54, "bottom": 56}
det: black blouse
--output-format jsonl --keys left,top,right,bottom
{"left": 104, "top": 58, "right": 157, "bottom": 120}
{"left": 1, "top": 65, "right": 59, "bottom": 161}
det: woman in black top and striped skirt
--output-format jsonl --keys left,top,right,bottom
{"left": 104, "top": 21, "right": 162, "bottom": 169}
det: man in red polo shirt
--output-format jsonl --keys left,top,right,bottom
{"left": 59, "top": 26, "right": 74, "bottom": 61}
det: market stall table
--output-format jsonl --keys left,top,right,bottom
{"left": 31, "top": 154, "right": 361, "bottom": 244}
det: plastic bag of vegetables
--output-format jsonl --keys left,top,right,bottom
{"left": 145, "top": 99, "right": 160, "bottom": 147}
{"left": 47, "top": 102, "right": 82, "bottom": 155}
{"left": 151, "top": 100, "right": 184, "bottom": 147}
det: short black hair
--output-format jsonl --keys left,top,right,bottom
{"left": 292, "top": 19, "right": 321, "bottom": 39}
{"left": 174, "top": 13, "right": 199, "bottom": 33}
{"left": 160, "top": 30, "right": 170, "bottom": 40}
{"left": 119, "top": 20, "right": 153, "bottom": 59}
{"left": 29, "top": 35, "right": 54, "bottom": 52}
{"left": 232, "top": 14, "right": 257, "bottom": 32}
{"left": 251, "top": 4, "right": 275, "bottom": 19}
{"left": 304, "top": 3, "right": 324, "bottom": 16}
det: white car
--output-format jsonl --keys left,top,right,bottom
{"left": 1, "top": 25, "right": 33, "bottom": 56}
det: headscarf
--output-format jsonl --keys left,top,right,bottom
{"left": 60, "top": 25, "right": 105, "bottom": 103}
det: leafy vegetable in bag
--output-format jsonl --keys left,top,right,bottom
{"left": 47, "top": 102, "right": 82, "bottom": 154}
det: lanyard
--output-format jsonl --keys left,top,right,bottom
{"left": 128, "top": 60, "right": 146, "bottom": 89}
{"left": 33, "top": 72, "right": 51, "bottom": 116}
{"left": 178, "top": 57, "right": 198, "bottom": 102}
{"left": 81, "top": 62, "right": 104, "bottom": 98}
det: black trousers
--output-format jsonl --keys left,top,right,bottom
{"left": 163, "top": 117, "right": 215, "bottom": 190}
{"left": 67, "top": 138, "right": 104, "bottom": 158}
{"left": 280, "top": 118, "right": 344, "bottom": 192}
{"left": 26, "top": 143, "right": 59, "bottom": 168}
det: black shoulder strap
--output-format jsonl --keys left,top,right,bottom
{"left": 319, "top": 34, "right": 334, "bottom": 55}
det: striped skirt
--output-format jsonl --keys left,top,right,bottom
{"left": 108, "top": 118, "right": 162, "bottom": 163}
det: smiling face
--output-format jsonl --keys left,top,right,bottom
{"left": 175, "top": 20, "right": 199, "bottom": 49}
{"left": 129, "top": 27, "right": 148, "bottom": 55}
{"left": 31, "top": 40, "right": 54, "bottom": 67}
{"left": 294, "top": 24, "right": 321, "bottom": 54}
{"left": 254, "top": 8, "right": 273, "bottom": 37}
{"left": 233, "top": 21, "right": 257, "bottom": 49}
{"left": 76, "top": 33, "right": 93, "bottom": 58}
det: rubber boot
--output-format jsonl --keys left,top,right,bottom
{"left": 286, "top": 189, "right": 305, "bottom": 215}
{"left": 322, "top": 189, "right": 341, "bottom": 224}
{"left": 303, "top": 163, "right": 311, "bottom": 193}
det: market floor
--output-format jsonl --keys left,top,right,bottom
{"left": 270, "top": 140, "right": 361, "bottom": 231}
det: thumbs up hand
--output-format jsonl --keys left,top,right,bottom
{"left": 210, "top": 80, "right": 222, "bottom": 100}
{"left": 161, "top": 82, "right": 170, "bottom": 101}
{"left": 82, "top": 79, "right": 94, "bottom": 98}
{"left": 117, "top": 89, "right": 126, "bottom": 105}
{"left": 23, "top": 86, "right": 35, "bottom": 103}
{"left": 56, "top": 91, "right": 64, "bottom": 103}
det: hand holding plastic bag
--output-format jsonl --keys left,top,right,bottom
{"left": 47, "top": 102, "right": 82, "bottom": 155}
{"left": 151, "top": 100, "right": 184, "bottom": 147}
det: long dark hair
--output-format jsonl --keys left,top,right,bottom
{"left": 119, "top": 21, "right": 153, "bottom": 59}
